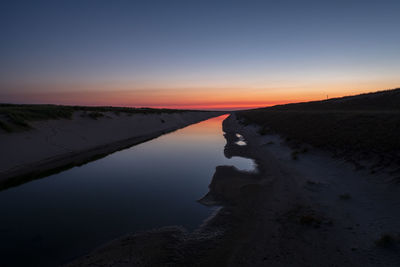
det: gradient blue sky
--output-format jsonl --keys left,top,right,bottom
{"left": 1, "top": 0, "right": 399, "bottom": 109}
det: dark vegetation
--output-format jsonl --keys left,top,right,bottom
{"left": 237, "top": 88, "right": 400, "bottom": 172}
{"left": 299, "top": 214, "right": 322, "bottom": 227}
{"left": 339, "top": 193, "right": 351, "bottom": 200}
{"left": 306, "top": 180, "right": 318, "bottom": 185}
{"left": 86, "top": 111, "right": 105, "bottom": 120}
{"left": 0, "top": 104, "right": 199, "bottom": 132}
{"left": 375, "top": 233, "right": 398, "bottom": 248}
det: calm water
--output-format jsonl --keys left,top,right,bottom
{"left": 0, "top": 114, "right": 255, "bottom": 266}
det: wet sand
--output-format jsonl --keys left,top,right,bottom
{"left": 68, "top": 114, "right": 400, "bottom": 266}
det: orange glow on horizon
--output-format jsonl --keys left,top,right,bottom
{"left": 1, "top": 82, "right": 399, "bottom": 110}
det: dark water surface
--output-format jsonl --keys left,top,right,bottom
{"left": 0, "top": 114, "right": 255, "bottom": 266}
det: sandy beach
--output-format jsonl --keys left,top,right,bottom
{"left": 0, "top": 110, "right": 222, "bottom": 190}
{"left": 66, "top": 113, "right": 400, "bottom": 266}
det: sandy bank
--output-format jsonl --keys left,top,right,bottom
{"left": 209, "top": 115, "right": 400, "bottom": 266}
{"left": 236, "top": 88, "right": 400, "bottom": 174}
{"left": 0, "top": 111, "right": 222, "bottom": 190}
{"left": 67, "top": 114, "right": 400, "bottom": 266}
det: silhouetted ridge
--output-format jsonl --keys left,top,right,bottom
{"left": 260, "top": 88, "right": 400, "bottom": 111}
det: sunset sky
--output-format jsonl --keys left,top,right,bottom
{"left": 1, "top": 0, "right": 399, "bottom": 110}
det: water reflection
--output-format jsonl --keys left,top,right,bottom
{"left": 0, "top": 114, "right": 254, "bottom": 266}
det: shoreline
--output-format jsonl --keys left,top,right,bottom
{"left": 67, "top": 114, "right": 400, "bottom": 266}
{"left": 0, "top": 111, "right": 223, "bottom": 191}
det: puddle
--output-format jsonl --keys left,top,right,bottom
{"left": 226, "top": 156, "right": 257, "bottom": 172}
{"left": 235, "top": 133, "right": 247, "bottom": 146}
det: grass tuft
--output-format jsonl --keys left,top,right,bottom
{"left": 300, "top": 147, "right": 309, "bottom": 153}
{"left": 339, "top": 193, "right": 351, "bottom": 200}
{"left": 258, "top": 125, "right": 269, "bottom": 135}
{"left": 299, "top": 214, "right": 321, "bottom": 226}
{"left": 375, "top": 234, "right": 397, "bottom": 248}
{"left": 8, "top": 114, "right": 31, "bottom": 128}
{"left": 87, "top": 112, "right": 104, "bottom": 120}
{"left": 0, "top": 120, "right": 13, "bottom": 132}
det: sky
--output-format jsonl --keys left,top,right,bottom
{"left": 0, "top": 0, "right": 399, "bottom": 110}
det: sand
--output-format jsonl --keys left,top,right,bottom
{"left": 62, "top": 114, "right": 400, "bottom": 266}
{"left": 0, "top": 111, "right": 222, "bottom": 189}
{"left": 204, "top": 114, "right": 400, "bottom": 266}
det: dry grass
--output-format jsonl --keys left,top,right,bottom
{"left": 237, "top": 88, "right": 400, "bottom": 170}
{"left": 0, "top": 104, "right": 204, "bottom": 132}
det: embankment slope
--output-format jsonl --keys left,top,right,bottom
{"left": 237, "top": 88, "right": 400, "bottom": 173}
{"left": 0, "top": 109, "right": 222, "bottom": 189}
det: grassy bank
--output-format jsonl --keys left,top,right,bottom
{"left": 0, "top": 104, "right": 201, "bottom": 132}
{"left": 237, "top": 88, "right": 400, "bottom": 172}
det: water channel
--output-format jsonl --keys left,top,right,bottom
{"left": 0, "top": 114, "right": 255, "bottom": 266}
